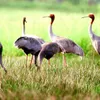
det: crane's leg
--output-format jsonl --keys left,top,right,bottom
{"left": 34, "top": 55, "right": 41, "bottom": 71}
{"left": 29, "top": 55, "right": 33, "bottom": 68}
{"left": 0, "top": 54, "right": 7, "bottom": 73}
{"left": 48, "top": 59, "right": 51, "bottom": 66}
{"left": 32, "top": 56, "right": 34, "bottom": 64}
{"left": 62, "top": 54, "right": 67, "bottom": 67}
{"left": 26, "top": 55, "right": 28, "bottom": 67}
{"left": 0, "top": 64, "right": 7, "bottom": 73}
{"left": 34, "top": 55, "right": 38, "bottom": 67}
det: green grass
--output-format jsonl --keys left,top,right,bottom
{"left": 0, "top": 55, "right": 100, "bottom": 99}
{"left": 0, "top": 1, "right": 100, "bottom": 99}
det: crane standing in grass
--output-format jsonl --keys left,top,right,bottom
{"left": 0, "top": 43, "right": 7, "bottom": 73}
{"left": 43, "top": 14, "right": 84, "bottom": 66}
{"left": 15, "top": 17, "right": 42, "bottom": 67}
{"left": 38, "top": 42, "right": 62, "bottom": 68}
{"left": 82, "top": 13, "right": 100, "bottom": 54}
{"left": 21, "top": 17, "right": 45, "bottom": 65}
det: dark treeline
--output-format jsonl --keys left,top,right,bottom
{"left": 1, "top": 0, "right": 100, "bottom": 5}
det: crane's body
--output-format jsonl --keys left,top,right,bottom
{"left": 0, "top": 43, "right": 7, "bottom": 73}
{"left": 82, "top": 13, "right": 100, "bottom": 54}
{"left": 44, "top": 14, "right": 84, "bottom": 66}
{"left": 15, "top": 36, "right": 41, "bottom": 55}
{"left": 15, "top": 17, "right": 42, "bottom": 67}
{"left": 38, "top": 42, "right": 61, "bottom": 67}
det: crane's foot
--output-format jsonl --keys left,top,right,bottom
{"left": 4, "top": 69, "right": 7, "bottom": 74}
{"left": 63, "top": 63, "right": 67, "bottom": 67}
{"left": 48, "top": 60, "right": 51, "bottom": 67}
{"left": 37, "top": 66, "right": 40, "bottom": 71}
{"left": 1, "top": 65, "right": 7, "bottom": 74}
{"left": 29, "top": 64, "right": 32, "bottom": 68}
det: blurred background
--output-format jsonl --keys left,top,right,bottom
{"left": 0, "top": 0, "right": 100, "bottom": 12}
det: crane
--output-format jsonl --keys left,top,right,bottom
{"left": 22, "top": 17, "right": 45, "bottom": 65}
{"left": 0, "top": 43, "right": 7, "bottom": 73}
{"left": 38, "top": 42, "right": 61, "bottom": 68}
{"left": 82, "top": 13, "right": 100, "bottom": 54}
{"left": 43, "top": 14, "right": 84, "bottom": 66}
{"left": 15, "top": 17, "right": 42, "bottom": 67}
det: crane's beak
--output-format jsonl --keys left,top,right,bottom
{"left": 43, "top": 16, "right": 49, "bottom": 18}
{"left": 81, "top": 16, "right": 88, "bottom": 18}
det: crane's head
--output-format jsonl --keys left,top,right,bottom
{"left": 82, "top": 13, "right": 95, "bottom": 24}
{"left": 88, "top": 13, "right": 95, "bottom": 20}
{"left": 23, "top": 17, "right": 27, "bottom": 24}
{"left": 43, "top": 14, "right": 55, "bottom": 25}
{"left": 49, "top": 14, "right": 55, "bottom": 19}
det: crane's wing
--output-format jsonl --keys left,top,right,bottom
{"left": 25, "top": 34, "right": 45, "bottom": 44}
{"left": 55, "top": 38, "right": 77, "bottom": 52}
{"left": 34, "top": 37, "right": 45, "bottom": 44}
{"left": 94, "top": 40, "right": 100, "bottom": 54}
{"left": 15, "top": 36, "right": 42, "bottom": 51}
{"left": 34, "top": 36, "right": 45, "bottom": 44}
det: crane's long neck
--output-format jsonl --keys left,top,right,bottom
{"left": 48, "top": 24, "right": 57, "bottom": 42}
{"left": 22, "top": 22, "right": 25, "bottom": 36}
{"left": 88, "top": 23, "right": 95, "bottom": 40}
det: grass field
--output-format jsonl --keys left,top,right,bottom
{"left": 0, "top": 1, "right": 100, "bottom": 99}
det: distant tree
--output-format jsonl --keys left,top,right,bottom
{"left": 88, "top": 0, "right": 96, "bottom": 5}
{"left": 28, "top": 0, "right": 33, "bottom": 2}
{"left": 56, "top": 0, "right": 63, "bottom": 3}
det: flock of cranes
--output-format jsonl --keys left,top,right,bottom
{"left": 0, "top": 13, "right": 99, "bottom": 73}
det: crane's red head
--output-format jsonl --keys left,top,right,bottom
{"left": 82, "top": 13, "right": 95, "bottom": 24}
{"left": 49, "top": 14, "right": 55, "bottom": 25}
{"left": 88, "top": 13, "right": 95, "bottom": 19}
{"left": 23, "top": 17, "right": 27, "bottom": 24}
{"left": 88, "top": 13, "right": 95, "bottom": 24}
{"left": 43, "top": 14, "right": 55, "bottom": 25}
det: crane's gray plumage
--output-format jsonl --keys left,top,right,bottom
{"left": 36, "top": 37, "right": 45, "bottom": 44}
{"left": 82, "top": 13, "right": 100, "bottom": 54}
{"left": 44, "top": 14, "right": 84, "bottom": 66}
{"left": 0, "top": 43, "right": 7, "bottom": 73}
{"left": 15, "top": 36, "right": 42, "bottom": 66}
{"left": 15, "top": 36, "right": 41, "bottom": 54}
{"left": 55, "top": 38, "right": 84, "bottom": 56}
{"left": 38, "top": 42, "right": 61, "bottom": 68}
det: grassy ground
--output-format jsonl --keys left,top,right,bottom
{"left": 0, "top": 55, "right": 100, "bottom": 99}
{"left": 0, "top": 1, "right": 100, "bottom": 99}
